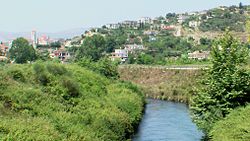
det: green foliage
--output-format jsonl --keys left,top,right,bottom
{"left": 9, "top": 38, "right": 37, "bottom": 64}
{"left": 0, "top": 62, "right": 144, "bottom": 141}
{"left": 7, "top": 68, "right": 26, "bottom": 82}
{"left": 119, "top": 66, "right": 200, "bottom": 103}
{"left": 199, "top": 9, "right": 246, "bottom": 32}
{"left": 77, "top": 57, "right": 119, "bottom": 79}
{"left": 191, "top": 31, "right": 250, "bottom": 133}
{"left": 61, "top": 76, "right": 81, "bottom": 100}
{"left": 210, "top": 104, "right": 250, "bottom": 141}
{"left": 136, "top": 53, "right": 154, "bottom": 65}
{"left": 247, "top": 20, "right": 250, "bottom": 43}
{"left": 46, "top": 63, "right": 67, "bottom": 76}
{"left": 33, "top": 62, "right": 51, "bottom": 86}
{"left": 76, "top": 35, "right": 106, "bottom": 61}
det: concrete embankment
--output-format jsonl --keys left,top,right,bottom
{"left": 119, "top": 65, "right": 203, "bottom": 103}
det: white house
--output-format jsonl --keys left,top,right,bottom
{"left": 177, "top": 15, "right": 189, "bottom": 23}
{"left": 138, "top": 17, "right": 152, "bottom": 24}
{"left": 111, "top": 49, "right": 128, "bottom": 62}
{"left": 106, "top": 23, "right": 121, "bottom": 29}
{"left": 189, "top": 21, "right": 201, "bottom": 28}
{"left": 124, "top": 44, "right": 144, "bottom": 52}
{"left": 188, "top": 51, "right": 210, "bottom": 60}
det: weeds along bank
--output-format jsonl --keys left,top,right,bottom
{"left": 118, "top": 65, "right": 201, "bottom": 104}
{"left": 0, "top": 62, "right": 144, "bottom": 141}
{"left": 210, "top": 105, "right": 250, "bottom": 141}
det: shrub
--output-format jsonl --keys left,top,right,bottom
{"left": 61, "top": 77, "right": 81, "bottom": 99}
{"left": 46, "top": 63, "right": 67, "bottom": 76}
{"left": 33, "top": 63, "right": 51, "bottom": 86}
{"left": 210, "top": 105, "right": 250, "bottom": 141}
{"left": 8, "top": 68, "right": 25, "bottom": 82}
{"left": 0, "top": 62, "right": 144, "bottom": 140}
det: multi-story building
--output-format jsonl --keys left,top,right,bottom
{"left": 38, "top": 35, "right": 49, "bottom": 46}
{"left": 31, "top": 30, "right": 37, "bottom": 48}
{"left": 177, "top": 15, "right": 189, "bottom": 24}
{"left": 0, "top": 42, "right": 10, "bottom": 56}
{"left": 189, "top": 21, "right": 201, "bottom": 28}
{"left": 110, "top": 49, "right": 128, "bottom": 62}
{"left": 49, "top": 48, "right": 71, "bottom": 62}
{"left": 188, "top": 51, "right": 210, "bottom": 60}
{"left": 138, "top": 17, "right": 152, "bottom": 24}
{"left": 106, "top": 23, "right": 121, "bottom": 29}
{"left": 121, "top": 21, "right": 138, "bottom": 28}
{"left": 161, "top": 24, "right": 175, "bottom": 30}
{"left": 124, "top": 44, "right": 144, "bottom": 52}
{"left": 0, "top": 42, "right": 10, "bottom": 61}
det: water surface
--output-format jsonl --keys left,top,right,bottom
{"left": 132, "top": 99, "right": 203, "bottom": 141}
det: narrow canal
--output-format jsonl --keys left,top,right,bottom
{"left": 132, "top": 99, "right": 204, "bottom": 141}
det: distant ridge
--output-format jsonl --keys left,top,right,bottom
{"left": 0, "top": 28, "right": 88, "bottom": 41}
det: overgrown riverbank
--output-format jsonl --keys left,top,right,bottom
{"left": 119, "top": 65, "right": 202, "bottom": 104}
{"left": 0, "top": 62, "right": 145, "bottom": 141}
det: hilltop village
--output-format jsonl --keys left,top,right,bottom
{"left": 1, "top": 3, "right": 249, "bottom": 64}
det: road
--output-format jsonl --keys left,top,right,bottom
{"left": 119, "top": 64, "right": 209, "bottom": 70}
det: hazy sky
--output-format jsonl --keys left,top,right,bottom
{"left": 0, "top": 0, "right": 249, "bottom": 32}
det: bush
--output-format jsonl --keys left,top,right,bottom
{"left": 46, "top": 63, "right": 67, "bottom": 76}
{"left": 61, "top": 77, "right": 81, "bottom": 100}
{"left": 33, "top": 63, "right": 51, "bottom": 86}
{"left": 210, "top": 105, "right": 250, "bottom": 141}
{"left": 77, "top": 57, "right": 119, "bottom": 79}
{"left": 0, "top": 62, "right": 144, "bottom": 141}
{"left": 8, "top": 68, "right": 25, "bottom": 82}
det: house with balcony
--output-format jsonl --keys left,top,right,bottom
{"left": 124, "top": 44, "right": 144, "bottom": 52}
{"left": 189, "top": 21, "right": 201, "bottom": 28}
{"left": 177, "top": 15, "right": 189, "bottom": 23}
{"left": 0, "top": 42, "right": 9, "bottom": 56}
{"left": 188, "top": 51, "right": 210, "bottom": 60}
{"left": 49, "top": 47, "right": 71, "bottom": 62}
{"left": 138, "top": 17, "right": 152, "bottom": 24}
{"left": 106, "top": 23, "right": 121, "bottom": 29}
{"left": 110, "top": 49, "right": 128, "bottom": 62}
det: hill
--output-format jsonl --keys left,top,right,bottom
{"left": 0, "top": 62, "right": 144, "bottom": 141}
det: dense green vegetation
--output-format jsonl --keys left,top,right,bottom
{"left": 247, "top": 20, "right": 250, "bottom": 43}
{"left": 9, "top": 38, "right": 37, "bottom": 63}
{"left": 72, "top": 29, "right": 211, "bottom": 66}
{"left": 191, "top": 32, "right": 250, "bottom": 134}
{"left": 0, "top": 62, "right": 144, "bottom": 140}
{"left": 199, "top": 7, "right": 247, "bottom": 32}
{"left": 210, "top": 105, "right": 250, "bottom": 141}
{"left": 77, "top": 57, "right": 119, "bottom": 79}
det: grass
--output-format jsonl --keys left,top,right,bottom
{"left": 118, "top": 65, "right": 201, "bottom": 103}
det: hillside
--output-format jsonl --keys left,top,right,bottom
{"left": 0, "top": 62, "right": 144, "bottom": 141}
{"left": 60, "top": 4, "right": 249, "bottom": 66}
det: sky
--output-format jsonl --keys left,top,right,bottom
{"left": 0, "top": 0, "right": 250, "bottom": 32}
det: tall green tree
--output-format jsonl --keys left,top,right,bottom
{"left": 191, "top": 31, "right": 250, "bottom": 133}
{"left": 76, "top": 35, "right": 106, "bottom": 61}
{"left": 9, "top": 38, "right": 37, "bottom": 63}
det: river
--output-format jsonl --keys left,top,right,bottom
{"left": 132, "top": 99, "right": 204, "bottom": 141}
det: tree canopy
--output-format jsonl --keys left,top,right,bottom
{"left": 76, "top": 35, "right": 106, "bottom": 61}
{"left": 9, "top": 37, "right": 37, "bottom": 63}
{"left": 191, "top": 31, "right": 250, "bottom": 133}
